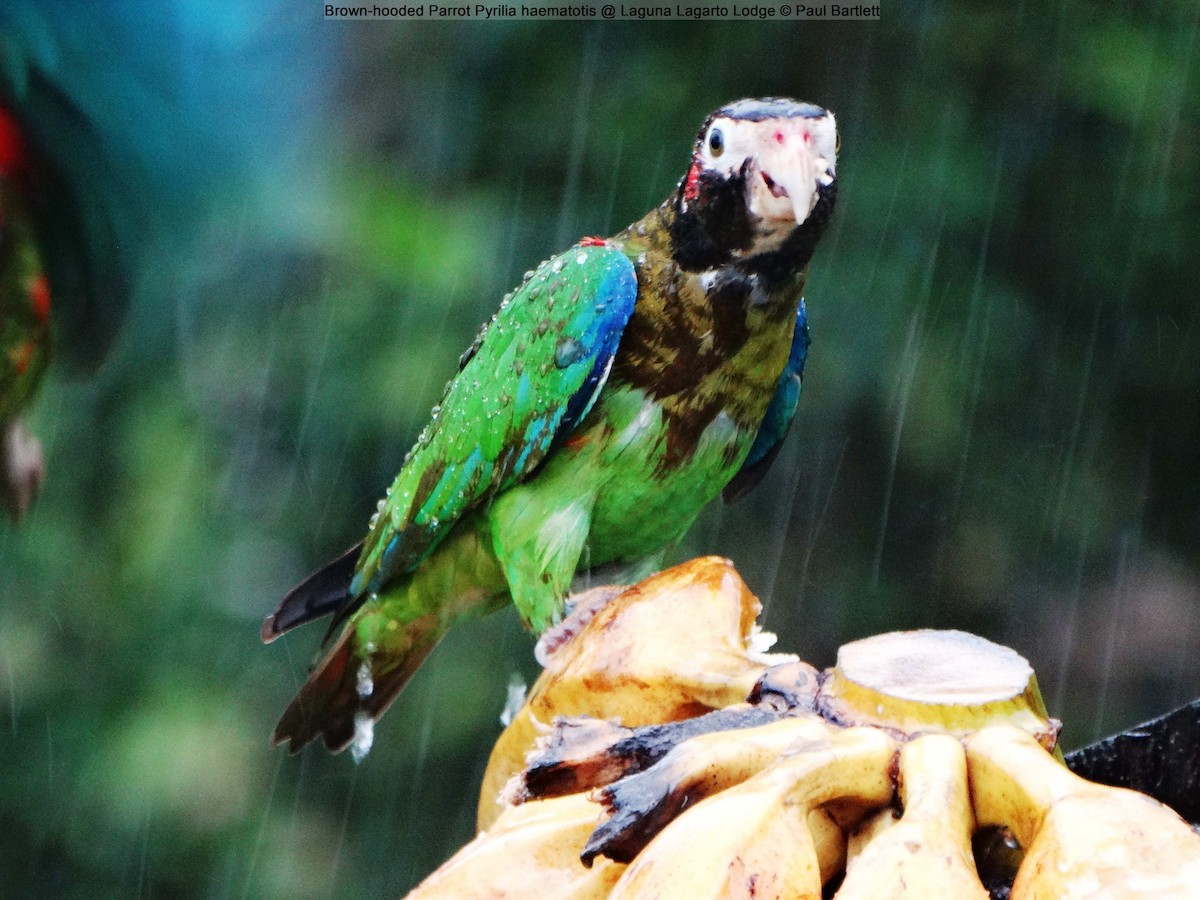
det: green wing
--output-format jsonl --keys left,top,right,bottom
{"left": 350, "top": 242, "right": 637, "bottom": 597}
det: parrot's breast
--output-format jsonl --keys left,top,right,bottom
{"left": 529, "top": 384, "right": 752, "bottom": 565}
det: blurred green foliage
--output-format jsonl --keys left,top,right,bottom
{"left": 2, "top": 4, "right": 1200, "bottom": 897}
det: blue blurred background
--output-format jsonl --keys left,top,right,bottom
{"left": 2, "top": 4, "right": 1198, "bottom": 896}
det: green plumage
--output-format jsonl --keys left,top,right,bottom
{"left": 353, "top": 244, "right": 637, "bottom": 604}
{"left": 265, "top": 98, "right": 839, "bottom": 754}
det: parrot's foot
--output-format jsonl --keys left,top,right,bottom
{"left": 1, "top": 418, "right": 44, "bottom": 522}
{"left": 535, "top": 584, "right": 624, "bottom": 667}
{"left": 534, "top": 556, "right": 669, "bottom": 666}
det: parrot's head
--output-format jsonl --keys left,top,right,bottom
{"left": 671, "top": 98, "right": 837, "bottom": 271}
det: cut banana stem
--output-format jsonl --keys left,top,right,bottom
{"left": 405, "top": 793, "right": 624, "bottom": 899}
{"left": 608, "top": 726, "right": 897, "bottom": 900}
{"left": 837, "top": 733, "right": 987, "bottom": 899}
{"left": 582, "top": 714, "right": 835, "bottom": 864}
{"left": 819, "top": 630, "right": 1058, "bottom": 748}
{"left": 479, "top": 557, "right": 798, "bottom": 830}
{"left": 966, "top": 725, "right": 1200, "bottom": 898}
{"left": 515, "top": 704, "right": 782, "bottom": 803}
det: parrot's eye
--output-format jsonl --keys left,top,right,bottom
{"left": 708, "top": 128, "right": 724, "bottom": 157}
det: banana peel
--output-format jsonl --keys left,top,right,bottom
{"left": 582, "top": 714, "right": 835, "bottom": 864}
{"left": 513, "top": 662, "right": 820, "bottom": 803}
{"left": 406, "top": 793, "right": 625, "bottom": 900}
{"left": 966, "top": 725, "right": 1200, "bottom": 898}
{"left": 478, "top": 556, "right": 797, "bottom": 829}
{"left": 607, "top": 726, "right": 895, "bottom": 899}
{"left": 513, "top": 703, "right": 782, "bottom": 803}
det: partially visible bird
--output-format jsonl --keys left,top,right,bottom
{"left": 0, "top": 104, "right": 50, "bottom": 520}
{"left": 0, "top": 0, "right": 338, "bottom": 519}
{"left": 263, "top": 97, "right": 838, "bottom": 757}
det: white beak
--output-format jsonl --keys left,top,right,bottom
{"left": 759, "top": 113, "right": 837, "bottom": 225}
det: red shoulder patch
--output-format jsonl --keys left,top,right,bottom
{"left": 579, "top": 236, "right": 608, "bottom": 247}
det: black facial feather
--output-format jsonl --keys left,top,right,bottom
{"left": 668, "top": 163, "right": 837, "bottom": 283}
{"left": 668, "top": 160, "right": 757, "bottom": 271}
{"left": 745, "top": 178, "right": 837, "bottom": 289}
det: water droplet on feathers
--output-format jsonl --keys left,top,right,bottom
{"left": 555, "top": 338, "right": 585, "bottom": 368}
{"left": 356, "top": 662, "right": 374, "bottom": 698}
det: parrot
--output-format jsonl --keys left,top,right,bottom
{"left": 0, "top": 104, "right": 51, "bottom": 520}
{"left": 262, "top": 97, "right": 838, "bottom": 757}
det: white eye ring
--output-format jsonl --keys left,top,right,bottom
{"left": 708, "top": 127, "right": 724, "bottom": 157}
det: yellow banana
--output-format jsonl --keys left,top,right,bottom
{"left": 583, "top": 714, "right": 835, "bottom": 864}
{"left": 479, "top": 557, "right": 796, "bottom": 829}
{"left": 836, "top": 733, "right": 987, "bottom": 898}
{"left": 405, "top": 793, "right": 623, "bottom": 899}
{"left": 966, "top": 724, "right": 1200, "bottom": 898}
{"left": 843, "top": 805, "right": 897, "bottom": 861}
{"left": 608, "top": 726, "right": 897, "bottom": 900}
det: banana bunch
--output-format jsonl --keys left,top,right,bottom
{"left": 406, "top": 557, "right": 1200, "bottom": 899}
{"left": 478, "top": 556, "right": 800, "bottom": 830}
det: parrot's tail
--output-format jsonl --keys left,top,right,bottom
{"left": 260, "top": 543, "right": 363, "bottom": 643}
{"left": 271, "top": 612, "right": 444, "bottom": 756}
{"left": 269, "top": 516, "right": 509, "bottom": 755}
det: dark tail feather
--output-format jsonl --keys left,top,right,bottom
{"left": 271, "top": 613, "right": 444, "bottom": 754}
{"left": 261, "top": 543, "right": 362, "bottom": 643}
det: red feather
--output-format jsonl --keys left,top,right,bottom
{"left": 683, "top": 159, "right": 702, "bottom": 202}
{"left": 0, "top": 106, "right": 33, "bottom": 184}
